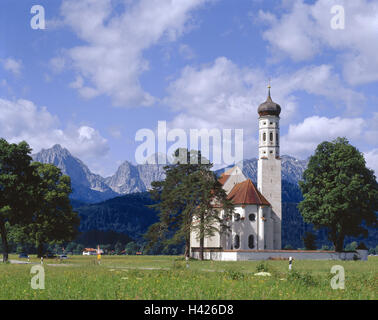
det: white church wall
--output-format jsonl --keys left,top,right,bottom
{"left": 190, "top": 250, "right": 366, "bottom": 261}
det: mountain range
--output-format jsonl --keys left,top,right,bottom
{"left": 33, "top": 144, "right": 166, "bottom": 203}
{"left": 32, "top": 144, "right": 308, "bottom": 204}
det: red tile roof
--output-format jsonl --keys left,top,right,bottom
{"left": 227, "top": 179, "right": 270, "bottom": 206}
{"left": 218, "top": 174, "right": 230, "bottom": 185}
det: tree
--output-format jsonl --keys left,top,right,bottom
{"left": 115, "top": 241, "right": 123, "bottom": 255}
{"left": 65, "top": 242, "right": 77, "bottom": 254}
{"left": 0, "top": 139, "right": 38, "bottom": 262}
{"left": 75, "top": 244, "right": 85, "bottom": 255}
{"left": 125, "top": 241, "right": 139, "bottom": 255}
{"left": 345, "top": 241, "right": 358, "bottom": 252}
{"left": 298, "top": 138, "right": 378, "bottom": 252}
{"left": 302, "top": 231, "right": 317, "bottom": 250}
{"left": 190, "top": 169, "right": 234, "bottom": 260}
{"left": 145, "top": 149, "right": 233, "bottom": 260}
{"left": 23, "top": 163, "right": 80, "bottom": 257}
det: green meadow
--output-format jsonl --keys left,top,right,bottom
{"left": 0, "top": 255, "right": 376, "bottom": 300}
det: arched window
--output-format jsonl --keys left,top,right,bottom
{"left": 276, "top": 133, "right": 279, "bottom": 144}
{"left": 263, "top": 132, "right": 266, "bottom": 141}
{"left": 248, "top": 235, "right": 254, "bottom": 249}
{"left": 270, "top": 132, "right": 273, "bottom": 141}
{"left": 234, "top": 213, "right": 240, "bottom": 222}
{"left": 249, "top": 214, "right": 256, "bottom": 221}
{"left": 234, "top": 235, "right": 240, "bottom": 249}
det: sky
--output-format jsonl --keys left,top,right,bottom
{"left": 0, "top": 0, "right": 377, "bottom": 177}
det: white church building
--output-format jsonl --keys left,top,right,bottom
{"left": 190, "top": 87, "right": 283, "bottom": 257}
{"left": 190, "top": 88, "right": 369, "bottom": 261}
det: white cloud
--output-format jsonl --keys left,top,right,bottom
{"left": 49, "top": 56, "right": 66, "bottom": 74}
{"left": 179, "top": 44, "right": 196, "bottom": 60}
{"left": 364, "top": 149, "right": 378, "bottom": 176}
{"left": 1, "top": 58, "right": 22, "bottom": 76}
{"left": 281, "top": 116, "right": 365, "bottom": 158}
{"left": 258, "top": 0, "right": 378, "bottom": 85}
{"left": 58, "top": 0, "right": 210, "bottom": 107}
{"left": 0, "top": 98, "right": 109, "bottom": 161}
{"left": 165, "top": 57, "right": 365, "bottom": 143}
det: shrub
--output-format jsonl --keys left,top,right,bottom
{"left": 302, "top": 232, "right": 317, "bottom": 250}
{"left": 288, "top": 270, "right": 317, "bottom": 286}
{"left": 256, "top": 262, "right": 270, "bottom": 273}
{"left": 283, "top": 244, "right": 294, "bottom": 250}
{"left": 345, "top": 241, "right": 358, "bottom": 252}
{"left": 356, "top": 242, "right": 368, "bottom": 250}
{"left": 225, "top": 268, "right": 245, "bottom": 280}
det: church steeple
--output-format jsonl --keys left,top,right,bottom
{"left": 258, "top": 85, "right": 281, "bottom": 117}
{"left": 257, "top": 85, "right": 282, "bottom": 249}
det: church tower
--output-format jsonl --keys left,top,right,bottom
{"left": 257, "top": 86, "right": 282, "bottom": 250}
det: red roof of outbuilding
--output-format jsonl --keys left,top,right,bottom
{"left": 227, "top": 179, "right": 270, "bottom": 206}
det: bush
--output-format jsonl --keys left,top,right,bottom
{"left": 283, "top": 244, "right": 294, "bottom": 250}
{"left": 256, "top": 262, "right": 270, "bottom": 273}
{"left": 345, "top": 241, "right": 358, "bottom": 252}
{"left": 356, "top": 242, "right": 368, "bottom": 250}
{"left": 302, "top": 232, "right": 317, "bottom": 250}
{"left": 225, "top": 268, "right": 245, "bottom": 280}
{"left": 288, "top": 270, "right": 317, "bottom": 286}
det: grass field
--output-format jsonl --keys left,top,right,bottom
{"left": 0, "top": 254, "right": 376, "bottom": 300}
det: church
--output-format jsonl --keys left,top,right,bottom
{"left": 190, "top": 87, "right": 282, "bottom": 255}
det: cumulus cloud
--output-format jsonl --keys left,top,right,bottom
{"left": 58, "top": 0, "right": 210, "bottom": 107}
{"left": 258, "top": 0, "right": 378, "bottom": 85}
{"left": 1, "top": 58, "right": 22, "bottom": 76}
{"left": 281, "top": 116, "right": 366, "bottom": 158}
{"left": 364, "top": 149, "right": 378, "bottom": 176}
{"left": 165, "top": 57, "right": 364, "bottom": 137}
{"left": 0, "top": 98, "right": 109, "bottom": 160}
{"left": 49, "top": 56, "right": 66, "bottom": 74}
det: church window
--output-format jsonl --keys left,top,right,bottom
{"left": 276, "top": 133, "right": 279, "bottom": 143}
{"left": 249, "top": 214, "right": 256, "bottom": 221}
{"left": 270, "top": 150, "right": 273, "bottom": 154}
{"left": 270, "top": 122, "right": 273, "bottom": 125}
{"left": 248, "top": 235, "right": 255, "bottom": 249}
{"left": 263, "top": 133, "right": 266, "bottom": 141}
{"left": 234, "top": 235, "right": 240, "bottom": 249}
{"left": 234, "top": 213, "right": 240, "bottom": 221}
{"left": 270, "top": 132, "right": 273, "bottom": 141}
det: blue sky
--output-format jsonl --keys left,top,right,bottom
{"left": 1, "top": 0, "right": 377, "bottom": 176}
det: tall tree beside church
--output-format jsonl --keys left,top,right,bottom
{"left": 25, "top": 163, "right": 80, "bottom": 257}
{"left": 298, "top": 138, "right": 378, "bottom": 252}
{"left": 190, "top": 169, "right": 234, "bottom": 260}
{"left": 145, "top": 149, "right": 233, "bottom": 260}
{"left": 0, "top": 139, "right": 38, "bottom": 262}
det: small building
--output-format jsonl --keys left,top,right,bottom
{"left": 82, "top": 248, "right": 103, "bottom": 255}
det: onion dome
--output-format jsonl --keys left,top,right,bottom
{"left": 258, "top": 86, "right": 281, "bottom": 117}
